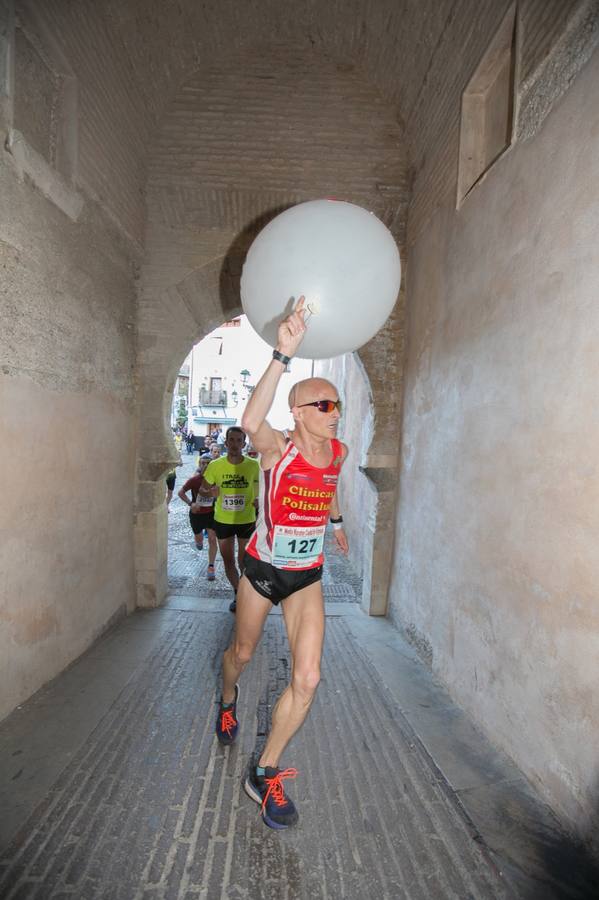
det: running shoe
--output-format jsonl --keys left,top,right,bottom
{"left": 207, "top": 564, "right": 216, "bottom": 581}
{"left": 215, "top": 684, "right": 239, "bottom": 745}
{"left": 244, "top": 765, "right": 299, "bottom": 829}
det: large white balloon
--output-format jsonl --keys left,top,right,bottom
{"left": 240, "top": 199, "right": 401, "bottom": 359}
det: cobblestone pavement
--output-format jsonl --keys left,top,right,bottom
{"left": 0, "top": 452, "right": 512, "bottom": 899}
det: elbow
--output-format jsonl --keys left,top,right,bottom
{"left": 240, "top": 412, "right": 258, "bottom": 436}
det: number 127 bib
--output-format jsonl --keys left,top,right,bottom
{"left": 272, "top": 525, "right": 325, "bottom": 569}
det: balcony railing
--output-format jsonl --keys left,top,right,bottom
{"left": 199, "top": 388, "right": 227, "bottom": 407}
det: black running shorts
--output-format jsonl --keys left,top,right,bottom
{"left": 212, "top": 520, "right": 256, "bottom": 541}
{"left": 242, "top": 553, "right": 323, "bottom": 605}
{"left": 189, "top": 510, "right": 214, "bottom": 534}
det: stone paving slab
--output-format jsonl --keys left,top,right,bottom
{"left": 0, "top": 607, "right": 511, "bottom": 899}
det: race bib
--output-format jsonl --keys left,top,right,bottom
{"left": 221, "top": 493, "right": 246, "bottom": 512}
{"left": 196, "top": 495, "right": 213, "bottom": 508}
{"left": 272, "top": 525, "right": 325, "bottom": 569}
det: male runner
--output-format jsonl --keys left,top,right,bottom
{"left": 200, "top": 427, "right": 259, "bottom": 612}
{"left": 177, "top": 456, "right": 218, "bottom": 581}
{"left": 215, "top": 298, "right": 349, "bottom": 830}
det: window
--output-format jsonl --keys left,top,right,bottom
{"left": 207, "top": 337, "right": 223, "bottom": 357}
{"left": 457, "top": 4, "right": 517, "bottom": 206}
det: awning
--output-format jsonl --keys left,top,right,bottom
{"left": 191, "top": 409, "right": 237, "bottom": 426}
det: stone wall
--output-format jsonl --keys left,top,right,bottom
{"left": 392, "top": 45, "right": 599, "bottom": 842}
{"left": 0, "top": 162, "right": 138, "bottom": 720}
{"left": 0, "top": 1, "right": 138, "bottom": 720}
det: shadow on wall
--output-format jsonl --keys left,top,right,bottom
{"left": 522, "top": 785, "right": 599, "bottom": 900}
{"left": 218, "top": 205, "right": 292, "bottom": 317}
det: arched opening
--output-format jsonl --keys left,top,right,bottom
{"left": 134, "top": 41, "right": 407, "bottom": 609}
{"left": 165, "top": 316, "right": 314, "bottom": 597}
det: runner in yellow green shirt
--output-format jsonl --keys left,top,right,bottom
{"left": 200, "top": 426, "right": 259, "bottom": 612}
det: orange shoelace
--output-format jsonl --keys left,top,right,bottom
{"left": 220, "top": 708, "right": 236, "bottom": 736}
{"left": 262, "top": 768, "right": 298, "bottom": 810}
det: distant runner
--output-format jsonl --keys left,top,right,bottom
{"left": 200, "top": 427, "right": 259, "bottom": 611}
{"left": 178, "top": 456, "right": 218, "bottom": 581}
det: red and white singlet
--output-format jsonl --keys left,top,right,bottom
{"left": 245, "top": 437, "right": 344, "bottom": 571}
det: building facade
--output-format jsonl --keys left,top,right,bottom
{"left": 185, "top": 315, "right": 312, "bottom": 445}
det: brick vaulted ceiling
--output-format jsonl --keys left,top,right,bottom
{"left": 127, "top": 0, "right": 580, "bottom": 306}
{"left": 21, "top": 0, "right": 582, "bottom": 251}
{"left": 102, "top": 0, "right": 451, "bottom": 249}
{"left": 147, "top": 48, "right": 407, "bottom": 236}
{"left": 139, "top": 42, "right": 408, "bottom": 329}
{"left": 134, "top": 10, "right": 413, "bottom": 343}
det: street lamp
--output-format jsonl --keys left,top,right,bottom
{"left": 231, "top": 389, "right": 238, "bottom": 406}
{"left": 240, "top": 369, "right": 251, "bottom": 385}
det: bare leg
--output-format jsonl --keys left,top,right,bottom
{"left": 194, "top": 531, "right": 204, "bottom": 549}
{"left": 207, "top": 528, "right": 217, "bottom": 566}
{"left": 222, "top": 575, "right": 271, "bottom": 704}
{"left": 258, "top": 581, "right": 325, "bottom": 768}
{"left": 218, "top": 536, "right": 240, "bottom": 591}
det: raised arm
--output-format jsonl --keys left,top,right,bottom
{"left": 241, "top": 297, "right": 307, "bottom": 467}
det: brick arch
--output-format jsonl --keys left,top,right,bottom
{"left": 134, "top": 40, "right": 407, "bottom": 610}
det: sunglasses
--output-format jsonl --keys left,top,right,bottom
{"left": 298, "top": 399, "right": 342, "bottom": 414}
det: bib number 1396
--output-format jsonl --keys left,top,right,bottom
{"left": 221, "top": 494, "right": 245, "bottom": 511}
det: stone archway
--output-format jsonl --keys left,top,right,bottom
{"left": 134, "top": 41, "right": 408, "bottom": 610}
{"left": 134, "top": 300, "right": 244, "bottom": 608}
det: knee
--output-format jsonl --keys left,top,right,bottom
{"left": 230, "top": 641, "right": 254, "bottom": 668}
{"left": 292, "top": 667, "right": 321, "bottom": 698}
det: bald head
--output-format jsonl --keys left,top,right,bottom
{"left": 288, "top": 377, "right": 339, "bottom": 409}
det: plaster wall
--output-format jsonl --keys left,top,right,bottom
{"left": 391, "top": 48, "right": 599, "bottom": 840}
{"left": 0, "top": 158, "right": 137, "bottom": 721}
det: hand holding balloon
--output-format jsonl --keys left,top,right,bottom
{"left": 241, "top": 200, "right": 401, "bottom": 359}
{"left": 276, "top": 296, "right": 307, "bottom": 358}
